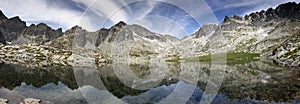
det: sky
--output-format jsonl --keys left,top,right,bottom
{"left": 0, "top": 0, "right": 299, "bottom": 38}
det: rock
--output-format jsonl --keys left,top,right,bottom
{"left": 15, "top": 23, "right": 63, "bottom": 45}
{"left": 275, "top": 2, "right": 300, "bottom": 19}
{"left": 0, "top": 10, "right": 8, "bottom": 23}
{"left": 64, "top": 25, "right": 83, "bottom": 35}
{"left": 0, "top": 31, "right": 5, "bottom": 44}
{"left": 162, "top": 34, "right": 180, "bottom": 42}
{"left": 23, "top": 98, "right": 41, "bottom": 104}
{"left": 246, "top": 2, "right": 300, "bottom": 26}
{"left": 0, "top": 98, "right": 8, "bottom": 104}
{"left": 95, "top": 21, "right": 172, "bottom": 46}
{"left": 0, "top": 16, "right": 27, "bottom": 42}
{"left": 0, "top": 11, "right": 63, "bottom": 45}
{"left": 193, "top": 24, "right": 218, "bottom": 38}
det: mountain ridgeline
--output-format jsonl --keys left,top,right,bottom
{"left": 0, "top": 2, "right": 299, "bottom": 67}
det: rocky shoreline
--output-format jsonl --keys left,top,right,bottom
{"left": 0, "top": 98, "right": 41, "bottom": 104}
{"left": 0, "top": 42, "right": 299, "bottom": 68}
{"left": 0, "top": 43, "right": 112, "bottom": 67}
{"left": 0, "top": 43, "right": 72, "bottom": 67}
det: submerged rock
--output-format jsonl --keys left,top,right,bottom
{"left": 23, "top": 98, "right": 41, "bottom": 104}
{"left": 0, "top": 98, "right": 8, "bottom": 104}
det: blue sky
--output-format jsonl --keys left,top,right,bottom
{"left": 0, "top": 0, "right": 299, "bottom": 38}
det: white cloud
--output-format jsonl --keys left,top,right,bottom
{"left": 207, "top": 0, "right": 300, "bottom": 16}
{"left": 0, "top": 0, "right": 85, "bottom": 30}
{"left": 210, "top": 0, "right": 263, "bottom": 12}
{"left": 73, "top": 0, "right": 134, "bottom": 25}
{"left": 131, "top": 15, "right": 188, "bottom": 38}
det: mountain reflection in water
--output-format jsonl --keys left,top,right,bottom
{"left": 0, "top": 60, "right": 300, "bottom": 104}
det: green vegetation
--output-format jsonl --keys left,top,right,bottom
{"left": 236, "top": 38, "right": 257, "bottom": 50}
{"left": 129, "top": 49, "right": 156, "bottom": 57}
{"left": 281, "top": 47, "right": 299, "bottom": 59}
{"left": 165, "top": 55, "right": 181, "bottom": 62}
{"left": 201, "top": 43, "right": 210, "bottom": 52}
{"left": 180, "top": 52, "right": 260, "bottom": 65}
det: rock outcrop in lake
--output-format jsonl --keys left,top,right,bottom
{"left": 0, "top": 2, "right": 299, "bottom": 67}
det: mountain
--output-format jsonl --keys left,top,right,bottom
{"left": 0, "top": 10, "right": 63, "bottom": 45}
{"left": 0, "top": 2, "right": 299, "bottom": 67}
{"left": 180, "top": 2, "right": 300, "bottom": 66}
{"left": 14, "top": 23, "right": 63, "bottom": 45}
{"left": 0, "top": 16, "right": 26, "bottom": 43}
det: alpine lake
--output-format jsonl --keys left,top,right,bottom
{"left": 1, "top": 53, "right": 300, "bottom": 104}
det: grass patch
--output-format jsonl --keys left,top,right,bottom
{"left": 165, "top": 55, "right": 181, "bottom": 62}
{"left": 281, "top": 47, "right": 299, "bottom": 59}
{"left": 181, "top": 52, "right": 260, "bottom": 65}
{"left": 236, "top": 38, "right": 257, "bottom": 50}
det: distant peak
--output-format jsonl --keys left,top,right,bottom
{"left": 65, "top": 25, "right": 84, "bottom": 34}
{"left": 37, "top": 23, "right": 49, "bottom": 27}
{"left": 37, "top": 23, "right": 47, "bottom": 26}
{"left": 114, "top": 21, "right": 127, "bottom": 27}
{"left": 72, "top": 25, "right": 83, "bottom": 29}
{"left": 9, "top": 16, "right": 23, "bottom": 22}
{"left": 225, "top": 2, "right": 300, "bottom": 23}
{"left": 0, "top": 10, "right": 8, "bottom": 20}
{"left": 275, "top": 2, "right": 299, "bottom": 11}
{"left": 223, "top": 16, "right": 230, "bottom": 23}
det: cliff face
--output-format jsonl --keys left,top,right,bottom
{"left": 0, "top": 31, "right": 5, "bottom": 44}
{"left": 0, "top": 16, "right": 26, "bottom": 43}
{"left": 193, "top": 24, "right": 218, "bottom": 38}
{"left": 0, "top": 12, "right": 63, "bottom": 45}
{"left": 0, "top": 10, "right": 8, "bottom": 23}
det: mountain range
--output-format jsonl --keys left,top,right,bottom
{"left": 0, "top": 2, "right": 299, "bottom": 67}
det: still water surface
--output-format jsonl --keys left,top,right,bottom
{"left": 0, "top": 60, "right": 300, "bottom": 104}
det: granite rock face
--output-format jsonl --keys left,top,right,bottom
{"left": 14, "top": 23, "right": 63, "bottom": 45}
{"left": 95, "top": 21, "right": 168, "bottom": 46}
{"left": 0, "top": 32, "right": 5, "bottom": 44}
{"left": 194, "top": 24, "right": 218, "bottom": 38}
{"left": 0, "top": 10, "right": 8, "bottom": 23}
{"left": 245, "top": 2, "right": 300, "bottom": 27}
{"left": 0, "top": 16, "right": 26, "bottom": 42}
{"left": 0, "top": 11, "right": 62, "bottom": 45}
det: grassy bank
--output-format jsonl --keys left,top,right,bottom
{"left": 176, "top": 52, "right": 260, "bottom": 65}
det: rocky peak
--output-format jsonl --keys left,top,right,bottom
{"left": 223, "top": 15, "right": 244, "bottom": 23}
{"left": 162, "top": 34, "right": 179, "bottom": 42}
{"left": 24, "top": 23, "right": 62, "bottom": 36}
{"left": 245, "top": 2, "right": 300, "bottom": 25}
{"left": 223, "top": 16, "right": 231, "bottom": 23}
{"left": 0, "top": 16, "right": 27, "bottom": 42}
{"left": 275, "top": 2, "right": 300, "bottom": 18}
{"left": 16, "top": 23, "right": 63, "bottom": 44}
{"left": 128, "top": 24, "right": 167, "bottom": 42}
{"left": 232, "top": 15, "right": 243, "bottom": 20}
{"left": 194, "top": 24, "right": 218, "bottom": 38}
{"left": 36, "top": 23, "right": 50, "bottom": 29}
{"left": 114, "top": 21, "right": 127, "bottom": 28}
{"left": 65, "top": 25, "right": 84, "bottom": 35}
{"left": 8, "top": 16, "right": 24, "bottom": 23}
{"left": 0, "top": 10, "right": 8, "bottom": 22}
{"left": 221, "top": 2, "right": 300, "bottom": 28}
